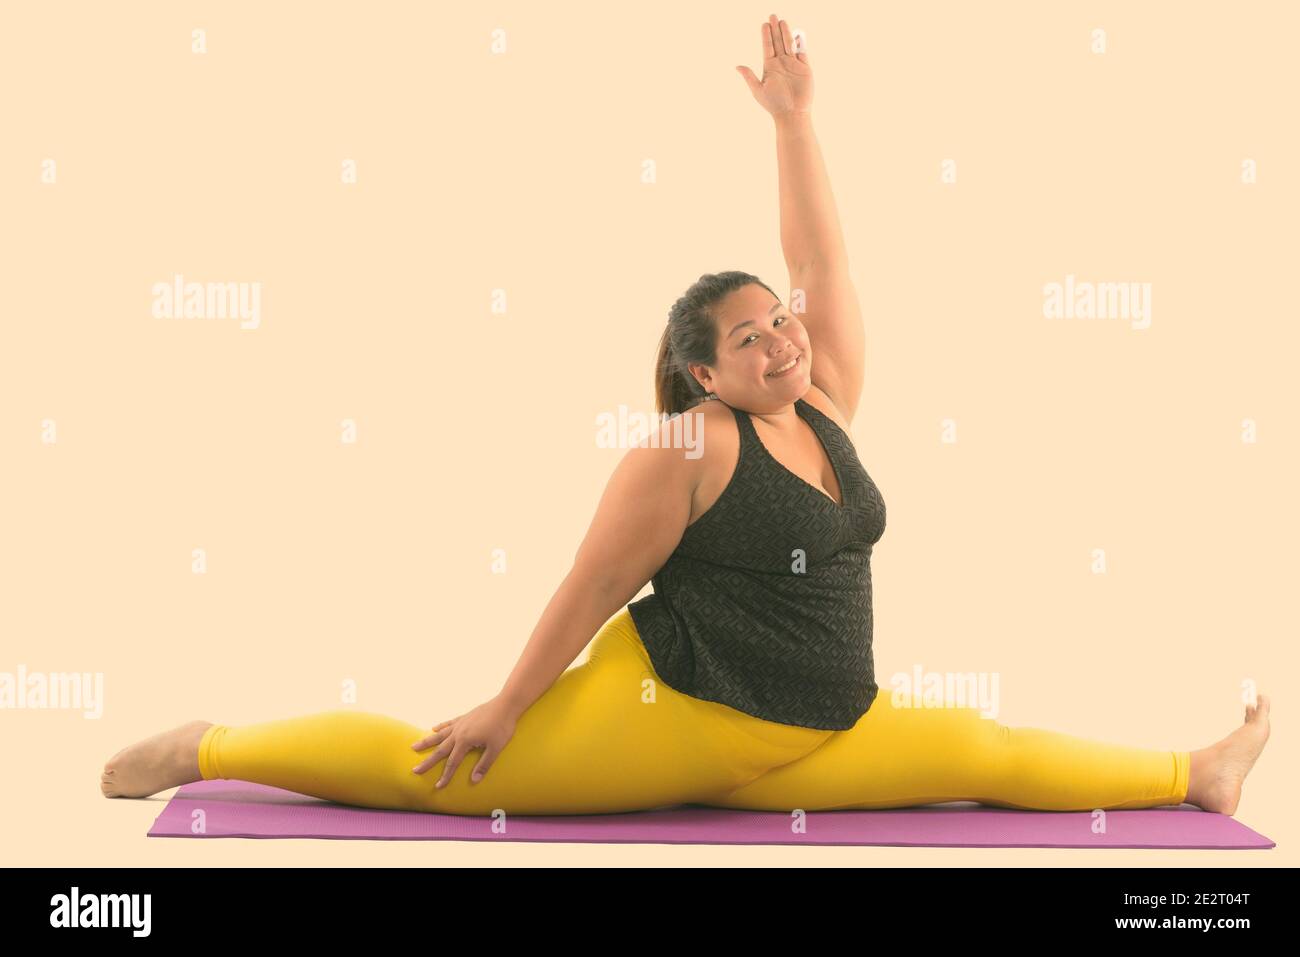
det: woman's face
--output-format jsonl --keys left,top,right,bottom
{"left": 690, "top": 283, "right": 812, "bottom": 411}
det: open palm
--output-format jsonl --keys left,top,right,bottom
{"left": 736, "top": 14, "right": 813, "bottom": 117}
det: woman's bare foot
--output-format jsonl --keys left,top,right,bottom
{"left": 101, "top": 720, "right": 214, "bottom": 798}
{"left": 1185, "top": 695, "right": 1270, "bottom": 816}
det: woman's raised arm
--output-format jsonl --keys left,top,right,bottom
{"left": 738, "top": 14, "right": 867, "bottom": 424}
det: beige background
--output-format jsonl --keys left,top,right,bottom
{"left": 1, "top": 1, "right": 1294, "bottom": 866}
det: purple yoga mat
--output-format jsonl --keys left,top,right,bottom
{"left": 147, "top": 780, "right": 1275, "bottom": 849}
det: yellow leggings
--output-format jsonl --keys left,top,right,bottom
{"left": 198, "top": 609, "right": 1190, "bottom": 815}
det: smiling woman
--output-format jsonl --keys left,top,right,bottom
{"left": 653, "top": 271, "right": 788, "bottom": 417}
{"left": 101, "top": 12, "right": 1268, "bottom": 822}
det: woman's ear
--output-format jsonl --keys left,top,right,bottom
{"left": 687, "top": 362, "right": 714, "bottom": 394}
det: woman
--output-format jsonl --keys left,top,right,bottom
{"left": 102, "top": 15, "right": 1268, "bottom": 817}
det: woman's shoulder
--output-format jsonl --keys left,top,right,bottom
{"left": 682, "top": 397, "right": 743, "bottom": 466}
{"left": 630, "top": 398, "right": 739, "bottom": 478}
{"left": 797, "top": 384, "right": 854, "bottom": 435}
{"left": 671, "top": 399, "right": 744, "bottom": 527}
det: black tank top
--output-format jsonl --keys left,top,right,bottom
{"left": 627, "top": 396, "right": 887, "bottom": 730}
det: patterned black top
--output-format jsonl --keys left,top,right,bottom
{"left": 627, "top": 396, "right": 887, "bottom": 730}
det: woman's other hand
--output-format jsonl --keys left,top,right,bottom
{"left": 410, "top": 695, "right": 520, "bottom": 788}
{"left": 736, "top": 14, "right": 812, "bottom": 118}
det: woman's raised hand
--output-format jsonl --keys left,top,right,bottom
{"left": 410, "top": 695, "right": 520, "bottom": 788}
{"left": 736, "top": 14, "right": 812, "bottom": 118}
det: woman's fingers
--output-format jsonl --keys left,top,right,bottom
{"left": 411, "top": 739, "right": 452, "bottom": 775}
{"left": 410, "top": 720, "right": 455, "bottom": 751}
{"left": 768, "top": 15, "right": 786, "bottom": 57}
{"left": 411, "top": 733, "right": 490, "bottom": 786}
{"left": 763, "top": 14, "right": 804, "bottom": 63}
{"left": 435, "top": 740, "right": 476, "bottom": 789}
{"left": 409, "top": 730, "right": 442, "bottom": 751}
{"left": 469, "top": 749, "right": 498, "bottom": 784}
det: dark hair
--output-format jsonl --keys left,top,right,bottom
{"left": 654, "top": 271, "right": 780, "bottom": 417}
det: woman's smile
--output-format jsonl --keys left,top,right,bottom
{"left": 766, "top": 352, "right": 802, "bottom": 377}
